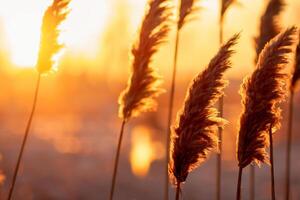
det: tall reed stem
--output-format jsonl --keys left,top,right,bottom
{"left": 109, "top": 120, "right": 126, "bottom": 200}
{"left": 165, "top": 28, "right": 180, "bottom": 200}
{"left": 236, "top": 167, "right": 243, "bottom": 200}
{"left": 285, "top": 89, "right": 294, "bottom": 200}
{"left": 269, "top": 126, "right": 276, "bottom": 200}
{"left": 250, "top": 165, "right": 255, "bottom": 200}
{"left": 7, "top": 73, "right": 41, "bottom": 200}
{"left": 175, "top": 182, "right": 181, "bottom": 200}
{"left": 217, "top": 13, "right": 224, "bottom": 200}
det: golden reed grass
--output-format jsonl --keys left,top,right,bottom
{"left": 217, "top": 1, "right": 236, "bottom": 200}
{"left": 236, "top": 27, "right": 297, "bottom": 200}
{"left": 165, "top": 1, "right": 199, "bottom": 199}
{"left": 285, "top": 32, "right": 300, "bottom": 200}
{"left": 109, "top": 1, "right": 172, "bottom": 199}
{"left": 251, "top": 1, "right": 284, "bottom": 199}
{"left": 7, "top": 1, "right": 71, "bottom": 199}
{"left": 169, "top": 34, "right": 239, "bottom": 200}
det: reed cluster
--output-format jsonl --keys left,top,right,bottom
{"left": 1, "top": 1, "right": 300, "bottom": 199}
{"left": 236, "top": 27, "right": 297, "bottom": 200}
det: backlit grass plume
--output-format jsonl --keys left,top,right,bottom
{"left": 236, "top": 27, "right": 297, "bottom": 200}
{"left": 110, "top": 1, "right": 172, "bottom": 199}
{"left": 255, "top": 0, "right": 284, "bottom": 62}
{"left": 251, "top": 1, "right": 284, "bottom": 199}
{"left": 37, "top": 0, "right": 70, "bottom": 74}
{"left": 170, "top": 34, "right": 239, "bottom": 200}
{"left": 165, "top": 1, "right": 199, "bottom": 199}
{"left": 178, "top": 0, "right": 199, "bottom": 30}
{"left": 118, "top": 0, "right": 172, "bottom": 121}
{"left": 7, "top": 1, "right": 71, "bottom": 200}
{"left": 285, "top": 32, "right": 300, "bottom": 200}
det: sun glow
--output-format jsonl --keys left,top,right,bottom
{"left": 0, "top": 0, "right": 109, "bottom": 68}
{"left": 130, "top": 126, "right": 164, "bottom": 178}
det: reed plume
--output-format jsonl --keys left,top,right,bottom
{"left": 7, "top": 1, "right": 70, "bottom": 199}
{"left": 217, "top": 1, "right": 236, "bottom": 199}
{"left": 251, "top": 2, "right": 284, "bottom": 198}
{"left": 255, "top": 0, "right": 284, "bottom": 62}
{"left": 285, "top": 32, "right": 300, "bottom": 200}
{"left": 236, "top": 27, "right": 297, "bottom": 200}
{"left": 110, "top": 1, "right": 172, "bottom": 199}
{"left": 170, "top": 34, "right": 239, "bottom": 200}
{"left": 165, "top": 1, "right": 199, "bottom": 199}
{"left": 178, "top": 0, "right": 199, "bottom": 30}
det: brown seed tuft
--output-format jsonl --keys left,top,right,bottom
{"left": 169, "top": 34, "right": 239, "bottom": 184}
{"left": 118, "top": 0, "right": 172, "bottom": 121}
{"left": 238, "top": 27, "right": 297, "bottom": 169}
{"left": 221, "top": 0, "right": 236, "bottom": 18}
{"left": 178, "top": 0, "right": 199, "bottom": 29}
{"left": 255, "top": 0, "right": 284, "bottom": 62}
{"left": 36, "top": 0, "right": 71, "bottom": 74}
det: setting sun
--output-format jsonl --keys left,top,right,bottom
{"left": 0, "top": 0, "right": 109, "bottom": 68}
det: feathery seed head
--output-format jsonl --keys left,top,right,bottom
{"left": 255, "top": 0, "right": 284, "bottom": 62}
{"left": 169, "top": 34, "right": 239, "bottom": 184}
{"left": 238, "top": 27, "right": 297, "bottom": 169}
{"left": 36, "top": 0, "right": 71, "bottom": 74}
{"left": 178, "top": 0, "right": 199, "bottom": 30}
{"left": 118, "top": 0, "right": 172, "bottom": 121}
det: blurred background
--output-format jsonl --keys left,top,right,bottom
{"left": 0, "top": 0, "right": 299, "bottom": 199}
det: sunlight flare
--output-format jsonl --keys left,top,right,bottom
{"left": 130, "top": 126, "right": 164, "bottom": 178}
{"left": 0, "top": 0, "right": 109, "bottom": 68}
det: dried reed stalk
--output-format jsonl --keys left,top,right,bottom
{"left": 110, "top": 1, "right": 172, "bottom": 199}
{"left": 251, "top": 1, "right": 284, "bottom": 198}
{"left": 236, "top": 27, "right": 297, "bottom": 200}
{"left": 217, "top": 1, "right": 236, "bottom": 199}
{"left": 165, "top": 1, "right": 199, "bottom": 199}
{"left": 6, "top": 1, "right": 70, "bottom": 199}
{"left": 285, "top": 33, "right": 300, "bottom": 200}
{"left": 170, "top": 34, "right": 239, "bottom": 200}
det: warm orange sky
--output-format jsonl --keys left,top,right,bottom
{"left": 0, "top": 0, "right": 299, "bottom": 78}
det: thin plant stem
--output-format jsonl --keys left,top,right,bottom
{"left": 250, "top": 165, "right": 255, "bottom": 200}
{"left": 175, "top": 182, "right": 181, "bottom": 200}
{"left": 219, "top": 15, "right": 224, "bottom": 44}
{"left": 285, "top": 89, "right": 294, "bottom": 200}
{"left": 7, "top": 73, "right": 41, "bottom": 200}
{"left": 269, "top": 125, "right": 276, "bottom": 200}
{"left": 236, "top": 167, "right": 243, "bottom": 200}
{"left": 217, "top": 12, "right": 224, "bottom": 200}
{"left": 165, "top": 28, "right": 180, "bottom": 200}
{"left": 109, "top": 119, "right": 126, "bottom": 200}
